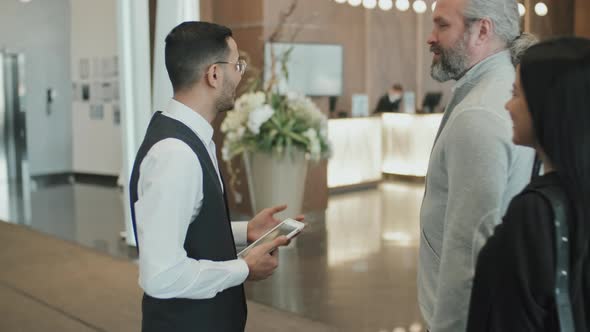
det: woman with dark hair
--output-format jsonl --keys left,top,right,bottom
{"left": 466, "top": 37, "right": 590, "bottom": 331}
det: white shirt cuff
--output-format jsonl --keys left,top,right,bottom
{"left": 231, "top": 221, "right": 249, "bottom": 247}
{"left": 227, "top": 258, "right": 249, "bottom": 287}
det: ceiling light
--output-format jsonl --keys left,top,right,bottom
{"left": 363, "top": 0, "right": 377, "bottom": 9}
{"left": 534, "top": 2, "right": 548, "bottom": 16}
{"left": 431, "top": 1, "right": 437, "bottom": 11}
{"left": 518, "top": 3, "right": 526, "bottom": 16}
{"left": 395, "top": 0, "right": 410, "bottom": 11}
{"left": 413, "top": 0, "right": 427, "bottom": 13}
{"left": 348, "top": 0, "right": 362, "bottom": 7}
{"left": 334, "top": 0, "right": 347, "bottom": 3}
{"left": 378, "top": 0, "right": 393, "bottom": 10}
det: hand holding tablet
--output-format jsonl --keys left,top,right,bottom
{"left": 239, "top": 218, "right": 305, "bottom": 257}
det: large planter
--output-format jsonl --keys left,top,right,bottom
{"left": 243, "top": 150, "right": 308, "bottom": 220}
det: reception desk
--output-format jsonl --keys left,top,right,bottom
{"left": 327, "top": 113, "right": 443, "bottom": 190}
{"left": 222, "top": 113, "right": 443, "bottom": 214}
{"left": 381, "top": 113, "right": 443, "bottom": 177}
{"left": 327, "top": 117, "right": 382, "bottom": 190}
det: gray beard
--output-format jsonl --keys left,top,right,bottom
{"left": 430, "top": 35, "right": 471, "bottom": 82}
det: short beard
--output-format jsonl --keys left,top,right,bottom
{"left": 430, "top": 31, "right": 472, "bottom": 82}
{"left": 215, "top": 79, "right": 237, "bottom": 113}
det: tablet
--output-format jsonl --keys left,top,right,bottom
{"left": 237, "top": 218, "right": 305, "bottom": 257}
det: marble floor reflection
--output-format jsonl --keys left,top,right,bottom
{"left": 2, "top": 181, "right": 136, "bottom": 259}
{"left": 2, "top": 179, "right": 426, "bottom": 331}
{"left": 246, "top": 182, "right": 425, "bottom": 332}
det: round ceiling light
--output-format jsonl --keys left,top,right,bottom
{"left": 534, "top": 2, "right": 548, "bottom": 16}
{"left": 363, "top": 0, "right": 378, "bottom": 9}
{"left": 518, "top": 3, "right": 526, "bottom": 17}
{"left": 395, "top": 0, "right": 411, "bottom": 11}
{"left": 413, "top": 0, "right": 427, "bottom": 13}
{"left": 378, "top": 0, "right": 394, "bottom": 10}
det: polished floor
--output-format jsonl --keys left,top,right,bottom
{"left": 1, "top": 179, "right": 426, "bottom": 332}
{"left": 0, "top": 221, "right": 336, "bottom": 332}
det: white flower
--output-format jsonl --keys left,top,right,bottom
{"left": 310, "top": 141, "right": 321, "bottom": 160}
{"left": 236, "top": 127, "right": 245, "bottom": 138}
{"left": 303, "top": 128, "right": 321, "bottom": 160}
{"left": 303, "top": 128, "right": 317, "bottom": 140}
{"left": 221, "top": 111, "right": 247, "bottom": 133}
{"left": 286, "top": 91, "right": 300, "bottom": 101}
{"left": 247, "top": 104, "right": 274, "bottom": 135}
{"left": 220, "top": 90, "right": 331, "bottom": 163}
{"left": 288, "top": 94, "right": 326, "bottom": 129}
{"left": 235, "top": 91, "right": 265, "bottom": 112}
{"left": 221, "top": 145, "right": 231, "bottom": 161}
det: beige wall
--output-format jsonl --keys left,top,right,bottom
{"left": 70, "top": 0, "right": 122, "bottom": 176}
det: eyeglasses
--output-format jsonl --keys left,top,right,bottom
{"left": 214, "top": 59, "right": 247, "bottom": 75}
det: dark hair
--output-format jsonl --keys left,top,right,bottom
{"left": 165, "top": 21, "right": 233, "bottom": 92}
{"left": 520, "top": 36, "right": 590, "bottom": 323}
{"left": 392, "top": 83, "right": 404, "bottom": 91}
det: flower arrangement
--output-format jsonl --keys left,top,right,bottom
{"left": 221, "top": 16, "right": 331, "bottom": 164}
{"left": 219, "top": 0, "right": 331, "bottom": 199}
{"left": 220, "top": 90, "right": 331, "bottom": 163}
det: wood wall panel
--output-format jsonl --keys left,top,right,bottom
{"left": 208, "top": 0, "right": 454, "bottom": 215}
{"left": 575, "top": 0, "right": 590, "bottom": 38}
{"left": 199, "top": 0, "right": 214, "bottom": 22}
{"left": 264, "top": 0, "right": 367, "bottom": 114}
{"left": 367, "top": 8, "right": 418, "bottom": 111}
{"left": 366, "top": 7, "right": 453, "bottom": 113}
{"left": 212, "top": 0, "right": 265, "bottom": 26}
{"left": 529, "top": 0, "right": 575, "bottom": 39}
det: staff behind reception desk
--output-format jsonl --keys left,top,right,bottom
{"left": 327, "top": 93, "right": 443, "bottom": 190}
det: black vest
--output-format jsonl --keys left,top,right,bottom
{"left": 129, "top": 112, "right": 247, "bottom": 332}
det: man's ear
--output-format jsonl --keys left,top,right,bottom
{"left": 476, "top": 17, "right": 493, "bottom": 44}
{"left": 205, "top": 64, "right": 221, "bottom": 88}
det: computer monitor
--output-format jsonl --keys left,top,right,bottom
{"left": 422, "top": 92, "right": 443, "bottom": 113}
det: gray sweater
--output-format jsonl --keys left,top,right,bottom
{"left": 417, "top": 50, "right": 535, "bottom": 332}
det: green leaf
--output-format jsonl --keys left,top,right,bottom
{"left": 288, "top": 132, "right": 308, "bottom": 145}
{"left": 286, "top": 135, "right": 292, "bottom": 152}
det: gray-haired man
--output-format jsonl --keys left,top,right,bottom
{"left": 418, "top": 0, "right": 536, "bottom": 331}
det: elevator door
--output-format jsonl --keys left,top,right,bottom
{"left": 0, "top": 51, "right": 30, "bottom": 224}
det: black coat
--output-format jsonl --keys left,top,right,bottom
{"left": 374, "top": 94, "right": 401, "bottom": 112}
{"left": 467, "top": 172, "right": 589, "bottom": 332}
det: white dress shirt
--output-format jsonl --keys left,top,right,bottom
{"left": 135, "top": 99, "right": 249, "bottom": 300}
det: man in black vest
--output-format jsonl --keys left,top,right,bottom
{"left": 129, "top": 21, "right": 296, "bottom": 332}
